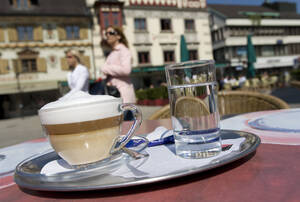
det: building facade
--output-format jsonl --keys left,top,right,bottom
{"left": 88, "top": 0, "right": 213, "bottom": 88}
{"left": 0, "top": 0, "right": 94, "bottom": 118}
{"left": 0, "top": 0, "right": 213, "bottom": 119}
{"left": 208, "top": 2, "right": 300, "bottom": 77}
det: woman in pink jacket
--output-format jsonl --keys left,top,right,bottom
{"left": 101, "top": 26, "right": 136, "bottom": 104}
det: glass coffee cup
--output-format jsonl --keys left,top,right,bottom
{"left": 38, "top": 93, "right": 142, "bottom": 166}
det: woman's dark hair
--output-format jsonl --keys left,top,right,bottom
{"left": 106, "top": 26, "right": 129, "bottom": 48}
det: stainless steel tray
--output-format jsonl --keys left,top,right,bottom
{"left": 14, "top": 130, "right": 260, "bottom": 192}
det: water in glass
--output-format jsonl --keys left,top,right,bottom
{"left": 168, "top": 81, "right": 221, "bottom": 158}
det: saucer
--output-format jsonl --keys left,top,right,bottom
{"left": 248, "top": 109, "right": 300, "bottom": 133}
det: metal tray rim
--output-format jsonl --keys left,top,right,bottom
{"left": 14, "top": 130, "right": 260, "bottom": 192}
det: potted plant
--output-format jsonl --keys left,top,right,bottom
{"left": 154, "top": 86, "right": 169, "bottom": 106}
{"left": 135, "top": 89, "right": 147, "bottom": 105}
{"left": 146, "top": 88, "right": 157, "bottom": 106}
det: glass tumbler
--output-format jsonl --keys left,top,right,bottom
{"left": 165, "top": 60, "right": 221, "bottom": 159}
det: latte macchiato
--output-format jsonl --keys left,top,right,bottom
{"left": 39, "top": 92, "right": 127, "bottom": 165}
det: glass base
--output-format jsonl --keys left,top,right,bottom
{"left": 174, "top": 131, "right": 222, "bottom": 159}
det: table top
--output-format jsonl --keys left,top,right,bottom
{"left": 1, "top": 109, "right": 300, "bottom": 202}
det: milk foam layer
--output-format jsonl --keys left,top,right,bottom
{"left": 39, "top": 91, "right": 122, "bottom": 125}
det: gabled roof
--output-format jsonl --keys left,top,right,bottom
{"left": 208, "top": 4, "right": 300, "bottom": 19}
{"left": 0, "top": 0, "right": 90, "bottom": 17}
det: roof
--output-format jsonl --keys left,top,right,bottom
{"left": 0, "top": 0, "right": 90, "bottom": 17}
{"left": 208, "top": 4, "right": 300, "bottom": 19}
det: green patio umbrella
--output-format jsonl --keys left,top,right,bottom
{"left": 246, "top": 34, "right": 256, "bottom": 78}
{"left": 180, "top": 35, "right": 189, "bottom": 62}
{"left": 180, "top": 35, "right": 191, "bottom": 78}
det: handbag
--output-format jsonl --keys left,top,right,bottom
{"left": 104, "top": 79, "right": 120, "bottom": 98}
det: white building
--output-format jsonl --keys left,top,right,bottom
{"left": 208, "top": 2, "right": 300, "bottom": 75}
{"left": 88, "top": 0, "right": 213, "bottom": 88}
{"left": 0, "top": 0, "right": 94, "bottom": 118}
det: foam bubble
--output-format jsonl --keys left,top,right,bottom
{"left": 39, "top": 91, "right": 122, "bottom": 125}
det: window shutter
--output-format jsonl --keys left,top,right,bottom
{"left": 0, "top": 27, "right": 4, "bottom": 42}
{"left": 0, "top": 59, "right": 9, "bottom": 74}
{"left": 13, "top": 59, "right": 22, "bottom": 73}
{"left": 57, "top": 25, "right": 66, "bottom": 40}
{"left": 80, "top": 55, "right": 91, "bottom": 69}
{"left": 60, "top": 58, "right": 69, "bottom": 71}
{"left": 33, "top": 25, "right": 43, "bottom": 41}
{"left": 8, "top": 27, "right": 18, "bottom": 42}
{"left": 37, "top": 58, "right": 47, "bottom": 72}
{"left": 79, "top": 26, "right": 88, "bottom": 40}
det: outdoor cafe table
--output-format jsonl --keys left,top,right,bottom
{"left": 1, "top": 109, "right": 300, "bottom": 202}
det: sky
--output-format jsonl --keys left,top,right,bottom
{"left": 207, "top": 0, "right": 300, "bottom": 13}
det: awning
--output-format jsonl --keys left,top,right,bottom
{"left": 132, "top": 66, "right": 165, "bottom": 73}
{"left": 215, "top": 63, "right": 229, "bottom": 68}
{"left": 0, "top": 81, "right": 59, "bottom": 95}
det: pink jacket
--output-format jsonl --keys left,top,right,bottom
{"left": 101, "top": 44, "right": 136, "bottom": 103}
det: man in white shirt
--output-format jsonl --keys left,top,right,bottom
{"left": 62, "top": 49, "right": 89, "bottom": 99}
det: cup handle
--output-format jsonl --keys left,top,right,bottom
{"left": 110, "top": 103, "right": 142, "bottom": 154}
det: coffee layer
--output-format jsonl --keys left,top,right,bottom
{"left": 43, "top": 115, "right": 122, "bottom": 135}
{"left": 49, "top": 126, "right": 120, "bottom": 165}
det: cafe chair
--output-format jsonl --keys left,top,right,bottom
{"left": 149, "top": 91, "right": 290, "bottom": 120}
{"left": 269, "top": 76, "right": 279, "bottom": 88}
{"left": 223, "top": 83, "right": 232, "bottom": 91}
{"left": 148, "top": 105, "right": 170, "bottom": 120}
{"left": 249, "top": 78, "right": 261, "bottom": 91}
{"left": 218, "top": 91, "right": 290, "bottom": 116}
{"left": 149, "top": 96, "right": 210, "bottom": 120}
{"left": 174, "top": 96, "right": 210, "bottom": 118}
{"left": 291, "top": 80, "right": 300, "bottom": 89}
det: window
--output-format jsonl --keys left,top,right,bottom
{"left": 10, "top": 0, "right": 38, "bottom": 8}
{"left": 15, "top": 0, "right": 28, "bottom": 8}
{"left": 103, "top": 13, "right": 110, "bottom": 28}
{"left": 134, "top": 18, "right": 146, "bottom": 31}
{"left": 17, "top": 26, "right": 33, "bottom": 41}
{"left": 163, "top": 51, "right": 175, "bottom": 63}
{"left": 99, "top": 5, "right": 122, "bottom": 29}
{"left": 101, "top": 12, "right": 121, "bottom": 28}
{"left": 30, "top": 0, "right": 38, "bottom": 6}
{"left": 65, "top": 25, "right": 80, "bottom": 40}
{"left": 21, "top": 59, "right": 37, "bottom": 73}
{"left": 261, "top": 46, "right": 274, "bottom": 57}
{"left": 255, "top": 46, "right": 262, "bottom": 57}
{"left": 138, "top": 51, "right": 150, "bottom": 64}
{"left": 185, "top": 19, "right": 195, "bottom": 31}
{"left": 112, "top": 12, "right": 119, "bottom": 26}
{"left": 274, "top": 45, "right": 286, "bottom": 56}
{"left": 188, "top": 50, "right": 198, "bottom": 60}
{"left": 289, "top": 44, "right": 300, "bottom": 54}
{"left": 160, "top": 19, "right": 172, "bottom": 31}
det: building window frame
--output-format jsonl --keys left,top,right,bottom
{"left": 188, "top": 49, "right": 198, "bottom": 60}
{"left": 184, "top": 19, "right": 195, "bottom": 32}
{"left": 21, "top": 58, "right": 37, "bottom": 73}
{"left": 99, "top": 5, "right": 122, "bottom": 30}
{"left": 160, "top": 19, "right": 172, "bottom": 32}
{"left": 65, "top": 25, "right": 80, "bottom": 40}
{"left": 134, "top": 18, "right": 147, "bottom": 32}
{"left": 163, "top": 50, "right": 175, "bottom": 63}
{"left": 17, "top": 25, "right": 34, "bottom": 41}
{"left": 137, "top": 51, "right": 150, "bottom": 64}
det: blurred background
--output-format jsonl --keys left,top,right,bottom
{"left": 0, "top": 0, "right": 300, "bottom": 120}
